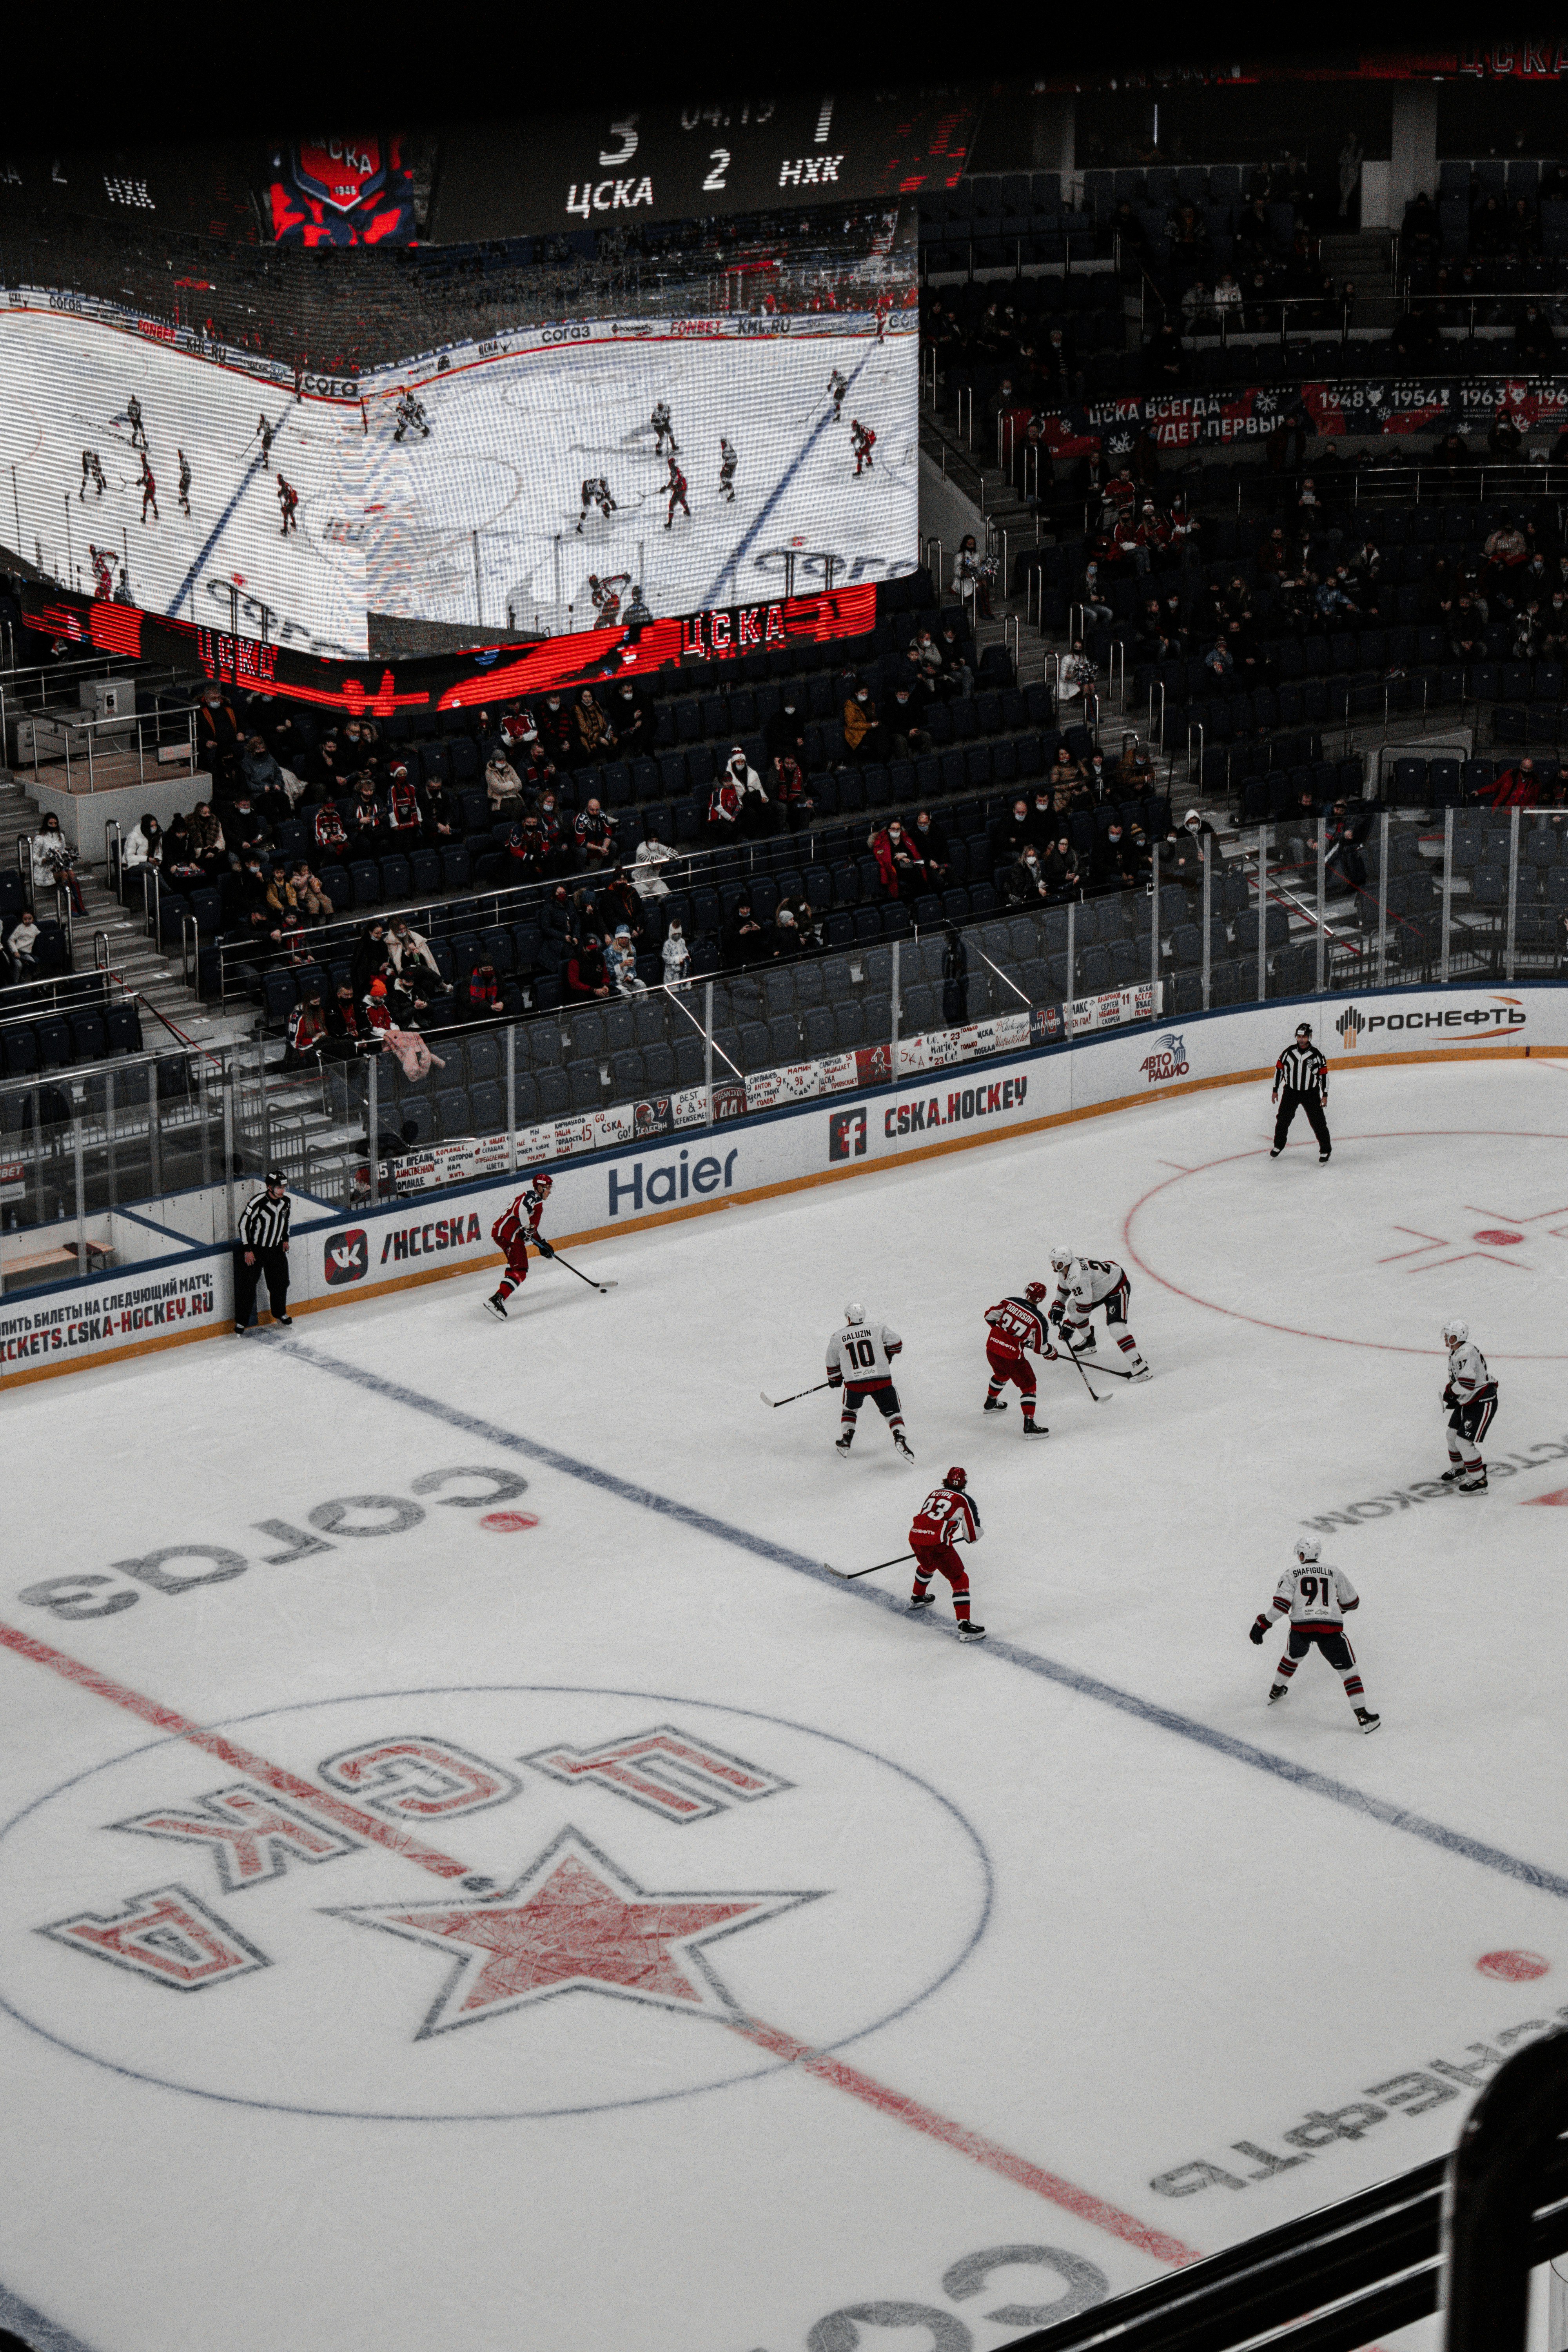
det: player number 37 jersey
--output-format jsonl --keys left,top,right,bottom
{"left": 912, "top": 1487, "right": 982, "bottom": 1546}
{"left": 1272, "top": 1561, "right": 1359, "bottom": 1629}
{"left": 827, "top": 1321, "right": 901, "bottom": 1387}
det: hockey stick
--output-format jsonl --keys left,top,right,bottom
{"left": 826, "top": 1550, "right": 916, "bottom": 1582}
{"left": 760, "top": 1380, "right": 834, "bottom": 1408}
{"left": 546, "top": 1249, "right": 617, "bottom": 1294}
{"left": 1055, "top": 1342, "right": 1111, "bottom": 1405}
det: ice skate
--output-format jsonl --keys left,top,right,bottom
{"left": 906, "top": 1593, "right": 934, "bottom": 1613}
{"left": 1356, "top": 1709, "right": 1381, "bottom": 1734}
{"left": 1268, "top": 1682, "right": 1288, "bottom": 1704}
{"left": 1440, "top": 1464, "right": 1466, "bottom": 1483}
{"left": 982, "top": 1395, "right": 1008, "bottom": 1412}
{"left": 834, "top": 1432, "right": 853, "bottom": 1455}
{"left": 956, "top": 1621, "right": 987, "bottom": 1642}
{"left": 893, "top": 1431, "right": 915, "bottom": 1464}
{"left": 1457, "top": 1468, "right": 1488, "bottom": 1493}
{"left": 1269, "top": 1146, "right": 1283, "bottom": 1158}
{"left": 483, "top": 1294, "right": 508, "bottom": 1321}
{"left": 1020, "top": 1419, "right": 1049, "bottom": 1436}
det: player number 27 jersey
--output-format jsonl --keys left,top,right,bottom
{"left": 1272, "top": 1562, "right": 1359, "bottom": 1629}
{"left": 912, "top": 1487, "right": 982, "bottom": 1546}
{"left": 985, "top": 1297, "right": 1048, "bottom": 1356}
{"left": 826, "top": 1322, "right": 901, "bottom": 1386}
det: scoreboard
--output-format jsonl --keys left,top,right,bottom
{"left": 431, "top": 88, "right": 981, "bottom": 241}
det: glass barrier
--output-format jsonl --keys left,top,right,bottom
{"left": 4, "top": 806, "right": 1564, "bottom": 1297}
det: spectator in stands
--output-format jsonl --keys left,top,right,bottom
{"left": 610, "top": 679, "right": 651, "bottom": 757}
{"left": 1325, "top": 803, "right": 1371, "bottom": 893}
{"left": 1483, "top": 517, "right": 1529, "bottom": 588}
{"left": 241, "top": 734, "right": 291, "bottom": 809}
{"left": 885, "top": 684, "right": 929, "bottom": 760}
{"left": 770, "top": 753, "right": 813, "bottom": 826}
{"left": 388, "top": 918, "right": 440, "bottom": 987}
{"left": 1211, "top": 270, "right": 1243, "bottom": 328}
{"left": 1180, "top": 278, "right": 1216, "bottom": 332}
{"left": 1515, "top": 303, "right": 1559, "bottom": 367}
{"left": 313, "top": 799, "right": 348, "bottom": 860}
{"left": 1000, "top": 797, "right": 1034, "bottom": 863}
{"left": 1487, "top": 409, "right": 1526, "bottom": 462}
{"left": 1058, "top": 641, "right": 1098, "bottom": 702}
{"left": 286, "top": 857, "right": 327, "bottom": 922}
{"left": 942, "top": 925, "right": 969, "bottom": 1025}
{"left": 5, "top": 905, "right": 38, "bottom": 984}
{"left": 506, "top": 815, "right": 550, "bottom": 884}
{"left": 952, "top": 534, "right": 994, "bottom": 620}
{"left": 188, "top": 800, "right": 226, "bottom": 874}
{"left": 1483, "top": 757, "right": 1539, "bottom": 809}
{"left": 938, "top": 619, "right": 974, "bottom": 695}
{"left": 765, "top": 693, "right": 808, "bottom": 770}
{"left": 912, "top": 809, "right": 951, "bottom": 882}
{"left": 573, "top": 687, "right": 615, "bottom": 765}
{"left": 1093, "top": 822, "right": 1137, "bottom": 889}
{"left": 325, "top": 982, "right": 370, "bottom": 1055}
{"left": 606, "top": 926, "right": 644, "bottom": 995}
{"left": 565, "top": 929, "right": 612, "bottom": 1001}
{"left": 1471, "top": 191, "right": 1509, "bottom": 256}
{"left": 662, "top": 917, "right": 690, "bottom": 991}
{"left": 1542, "top": 594, "right": 1568, "bottom": 662}
{"left": 708, "top": 770, "right": 742, "bottom": 831}
{"left": 868, "top": 817, "right": 925, "bottom": 898}
{"left": 161, "top": 811, "right": 205, "bottom": 887}
{"left": 485, "top": 749, "right": 524, "bottom": 818}
{"left": 537, "top": 693, "right": 575, "bottom": 768}
{"left": 223, "top": 792, "right": 272, "bottom": 870}
{"left": 347, "top": 922, "right": 388, "bottom": 1004}
{"left": 30, "top": 813, "right": 84, "bottom": 914}
{"left": 1037, "top": 323, "right": 1078, "bottom": 402}
{"left": 348, "top": 777, "right": 384, "bottom": 842}
{"left": 843, "top": 681, "right": 887, "bottom": 763}
{"left": 1391, "top": 303, "right": 1442, "bottom": 369}
{"left": 1143, "top": 320, "right": 1185, "bottom": 388}
{"left": 1047, "top": 744, "right": 1082, "bottom": 804}
{"left": 123, "top": 812, "right": 163, "bottom": 871}
{"left": 1110, "top": 735, "right": 1154, "bottom": 794}
{"left": 722, "top": 897, "right": 766, "bottom": 968}
{"left": 574, "top": 796, "right": 617, "bottom": 870}
{"left": 279, "top": 988, "right": 326, "bottom": 1074}
{"left": 1203, "top": 634, "right": 1234, "bottom": 682}
{"left": 630, "top": 827, "right": 674, "bottom": 897}
{"left": 909, "top": 627, "right": 949, "bottom": 697}
{"left": 459, "top": 960, "right": 502, "bottom": 1021}
{"left": 1036, "top": 837, "right": 1078, "bottom": 900}
{"left": 196, "top": 686, "right": 243, "bottom": 786}
{"left": 1434, "top": 430, "right": 1472, "bottom": 471}
{"left": 1000, "top": 843, "right": 1049, "bottom": 907}
{"left": 360, "top": 976, "right": 396, "bottom": 1046}
{"left": 1450, "top": 598, "right": 1488, "bottom": 663}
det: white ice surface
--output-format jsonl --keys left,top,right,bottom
{"left": 0, "top": 310, "right": 915, "bottom": 659}
{"left": 0, "top": 1056, "right": 1565, "bottom": 2352}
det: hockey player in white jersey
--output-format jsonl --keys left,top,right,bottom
{"left": 1250, "top": 1537, "right": 1379, "bottom": 1731}
{"left": 718, "top": 437, "right": 738, "bottom": 503}
{"left": 651, "top": 400, "right": 679, "bottom": 456}
{"left": 1439, "top": 1318, "right": 1497, "bottom": 1492}
{"left": 1047, "top": 1247, "right": 1150, "bottom": 1379}
{"left": 827, "top": 1302, "right": 913, "bottom": 1462}
{"left": 393, "top": 387, "right": 431, "bottom": 443}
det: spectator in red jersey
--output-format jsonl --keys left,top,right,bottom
{"left": 1482, "top": 757, "right": 1539, "bottom": 809}
{"left": 574, "top": 797, "right": 616, "bottom": 870}
{"left": 314, "top": 800, "right": 348, "bottom": 858}
{"left": 707, "top": 773, "right": 741, "bottom": 831}
{"left": 868, "top": 817, "right": 926, "bottom": 898}
{"left": 460, "top": 960, "right": 503, "bottom": 1021}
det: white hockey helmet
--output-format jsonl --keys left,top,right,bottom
{"left": 844, "top": 1301, "right": 866, "bottom": 1326}
{"left": 1294, "top": 1537, "right": 1321, "bottom": 1564}
{"left": 1048, "top": 1245, "right": 1073, "bottom": 1273}
{"left": 1442, "top": 1317, "right": 1468, "bottom": 1347}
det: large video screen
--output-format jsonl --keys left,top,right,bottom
{"left": 0, "top": 211, "right": 917, "bottom": 656}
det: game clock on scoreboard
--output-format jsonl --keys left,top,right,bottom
{"left": 430, "top": 89, "right": 979, "bottom": 240}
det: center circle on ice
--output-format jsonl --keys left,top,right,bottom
{"left": 0, "top": 1685, "right": 990, "bottom": 2123}
{"left": 1124, "top": 1131, "right": 1568, "bottom": 1357}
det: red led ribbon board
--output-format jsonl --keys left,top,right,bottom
{"left": 20, "top": 582, "right": 878, "bottom": 721}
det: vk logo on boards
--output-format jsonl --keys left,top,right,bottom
{"left": 324, "top": 1231, "right": 368, "bottom": 1286}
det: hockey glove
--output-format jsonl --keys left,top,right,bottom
{"left": 534, "top": 1237, "right": 555, "bottom": 1258}
{"left": 1041, "top": 1345, "right": 1059, "bottom": 1362}
{"left": 1249, "top": 1615, "right": 1269, "bottom": 1646}
{"left": 1047, "top": 1302, "right": 1065, "bottom": 1328}
{"left": 1441, "top": 1384, "right": 1456, "bottom": 1408}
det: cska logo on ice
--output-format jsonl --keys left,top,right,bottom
{"left": 1140, "top": 1031, "right": 1191, "bottom": 1086}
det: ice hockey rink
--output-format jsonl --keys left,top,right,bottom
{"left": 0, "top": 308, "right": 915, "bottom": 658}
{"left": 360, "top": 323, "right": 916, "bottom": 634}
{"left": 0, "top": 1053, "right": 1564, "bottom": 2352}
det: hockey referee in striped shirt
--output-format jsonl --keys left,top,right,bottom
{"left": 235, "top": 1168, "right": 294, "bottom": 1332}
{"left": 1270, "top": 1024, "right": 1332, "bottom": 1163}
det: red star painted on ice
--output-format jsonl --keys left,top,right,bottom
{"left": 329, "top": 1828, "right": 822, "bottom": 2038}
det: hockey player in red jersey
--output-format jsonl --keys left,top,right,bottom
{"left": 665, "top": 457, "right": 690, "bottom": 529}
{"left": 851, "top": 420, "right": 875, "bottom": 476}
{"left": 982, "top": 1281, "right": 1055, "bottom": 1435}
{"left": 139, "top": 456, "right": 158, "bottom": 524}
{"left": 277, "top": 474, "right": 299, "bottom": 536}
{"left": 908, "top": 1467, "right": 985, "bottom": 1640}
{"left": 483, "top": 1175, "right": 555, "bottom": 1319}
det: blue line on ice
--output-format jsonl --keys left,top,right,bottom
{"left": 697, "top": 348, "right": 876, "bottom": 610}
{"left": 165, "top": 408, "right": 292, "bottom": 622}
{"left": 276, "top": 1337, "right": 1568, "bottom": 1906}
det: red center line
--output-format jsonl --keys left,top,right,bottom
{"left": 0, "top": 1620, "right": 1201, "bottom": 2270}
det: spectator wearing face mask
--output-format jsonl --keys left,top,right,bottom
{"left": 765, "top": 693, "right": 807, "bottom": 768}
{"left": 886, "top": 683, "right": 931, "bottom": 759}
{"left": 842, "top": 681, "right": 886, "bottom": 763}
{"left": 1040, "top": 836, "right": 1080, "bottom": 900}
{"left": 606, "top": 926, "right": 645, "bottom": 994}
{"left": 722, "top": 747, "right": 771, "bottom": 835}
{"left": 770, "top": 754, "right": 813, "bottom": 828}
{"left": 868, "top": 817, "right": 926, "bottom": 898}
{"left": 911, "top": 809, "right": 951, "bottom": 881}
{"left": 662, "top": 916, "right": 691, "bottom": 990}
{"left": 196, "top": 686, "right": 243, "bottom": 786}
{"left": 536, "top": 692, "right": 575, "bottom": 767}
{"left": 1000, "top": 842, "right": 1049, "bottom": 907}
{"left": 486, "top": 749, "right": 525, "bottom": 818}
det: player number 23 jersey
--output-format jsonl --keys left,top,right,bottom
{"left": 1273, "top": 1563, "right": 1358, "bottom": 1628}
{"left": 827, "top": 1321, "right": 901, "bottom": 1385}
{"left": 912, "top": 1488, "right": 982, "bottom": 1546}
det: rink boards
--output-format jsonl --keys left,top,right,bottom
{"left": 2, "top": 979, "right": 1561, "bottom": 1389}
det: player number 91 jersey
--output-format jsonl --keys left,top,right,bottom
{"left": 1273, "top": 1562, "right": 1358, "bottom": 1628}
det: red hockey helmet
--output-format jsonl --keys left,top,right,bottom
{"left": 1024, "top": 1280, "right": 1048, "bottom": 1304}
{"left": 943, "top": 1466, "right": 967, "bottom": 1490}
{"left": 531, "top": 1172, "right": 553, "bottom": 1194}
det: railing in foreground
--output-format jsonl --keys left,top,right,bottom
{"left": 998, "top": 2031, "right": 1568, "bottom": 2352}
